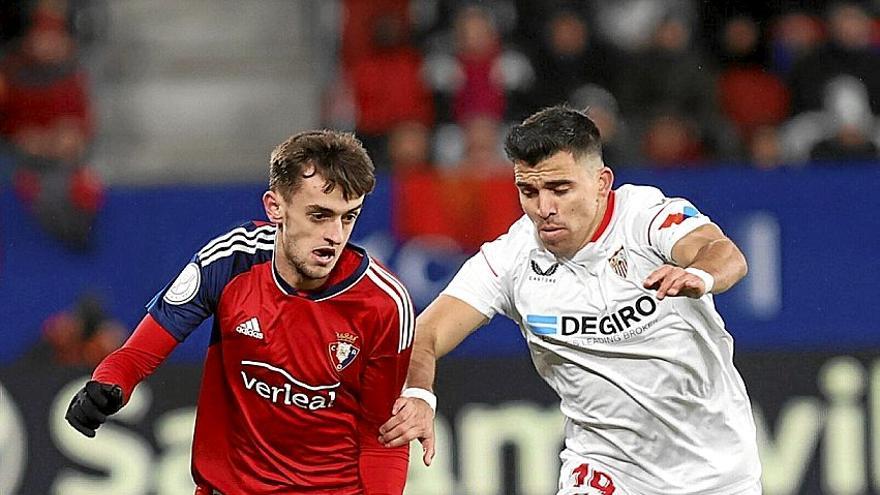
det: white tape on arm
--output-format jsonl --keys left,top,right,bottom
{"left": 684, "top": 267, "right": 715, "bottom": 294}
{"left": 401, "top": 387, "right": 437, "bottom": 416}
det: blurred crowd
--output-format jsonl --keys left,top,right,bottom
{"left": 326, "top": 0, "right": 880, "bottom": 248}
{"left": 330, "top": 0, "right": 880, "bottom": 171}
{"left": 24, "top": 291, "right": 125, "bottom": 367}
{"left": 0, "top": 0, "right": 105, "bottom": 251}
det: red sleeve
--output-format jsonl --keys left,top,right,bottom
{"left": 92, "top": 314, "right": 179, "bottom": 403}
{"left": 358, "top": 272, "right": 415, "bottom": 495}
{"left": 358, "top": 432, "right": 409, "bottom": 495}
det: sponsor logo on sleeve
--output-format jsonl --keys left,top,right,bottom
{"left": 163, "top": 262, "right": 201, "bottom": 305}
{"left": 659, "top": 206, "right": 700, "bottom": 230}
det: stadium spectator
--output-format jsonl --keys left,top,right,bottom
{"left": 748, "top": 124, "right": 786, "bottom": 169}
{"left": 423, "top": 5, "right": 533, "bottom": 124}
{"left": 387, "top": 120, "right": 433, "bottom": 173}
{"left": 641, "top": 109, "right": 706, "bottom": 167}
{"left": 348, "top": 12, "right": 434, "bottom": 168}
{"left": 0, "top": 2, "right": 93, "bottom": 142}
{"left": 394, "top": 114, "right": 519, "bottom": 251}
{"left": 26, "top": 292, "right": 125, "bottom": 367}
{"left": 1, "top": 1, "right": 103, "bottom": 250}
{"left": 809, "top": 76, "right": 879, "bottom": 162}
{"left": 527, "top": 9, "right": 617, "bottom": 112}
{"left": 782, "top": 75, "right": 880, "bottom": 162}
{"left": 589, "top": 0, "right": 696, "bottom": 52}
{"left": 65, "top": 130, "right": 414, "bottom": 494}
{"left": 452, "top": 114, "right": 521, "bottom": 248}
{"left": 389, "top": 120, "right": 461, "bottom": 244}
{"left": 768, "top": 10, "right": 826, "bottom": 75}
{"left": 716, "top": 15, "right": 791, "bottom": 144}
{"left": 569, "top": 83, "right": 640, "bottom": 167}
{"left": 449, "top": 5, "right": 506, "bottom": 123}
{"left": 619, "top": 14, "right": 734, "bottom": 162}
{"left": 380, "top": 105, "right": 762, "bottom": 494}
{"left": 788, "top": 2, "right": 880, "bottom": 114}
{"left": 11, "top": 118, "right": 104, "bottom": 250}
{"left": 340, "top": 0, "right": 410, "bottom": 67}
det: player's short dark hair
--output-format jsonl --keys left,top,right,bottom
{"left": 504, "top": 105, "right": 603, "bottom": 166}
{"left": 269, "top": 130, "right": 376, "bottom": 201}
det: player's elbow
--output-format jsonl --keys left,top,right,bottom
{"left": 729, "top": 241, "right": 749, "bottom": 284}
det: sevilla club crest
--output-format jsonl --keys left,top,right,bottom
{"left": 329, "top": 332, "right": 360, "bottom": 371}
{"left": 608, "top": 246, "right": 628, "bottom": 278}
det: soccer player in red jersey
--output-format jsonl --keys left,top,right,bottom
{"left": 65, "top": 130, "right": 414, "bottom": 494}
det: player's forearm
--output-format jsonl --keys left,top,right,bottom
{"left": 404, "top": 329, "right": 439, "bottom": 391}
{"left": 687, "top": 237, "right": 748, "bottom": 294}
{"left": 92, "top": 314, "right": 178, "bottom": 401}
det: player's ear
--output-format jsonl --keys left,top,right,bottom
{"left": 597, "top": 166, "right": 614, "bottom": 196}
{"left": 263, "top": 190, "right": 284, "bottom": 224}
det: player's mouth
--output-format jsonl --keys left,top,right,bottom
{"left": 311, "top": 247, "right": 337, "bottom": 266}
{"left": 539, "top": 225, "right": 566, "bottom": 243}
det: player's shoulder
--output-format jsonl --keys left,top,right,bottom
{"left": 361, "top": 256, "right": 415, "bottom": 349}
{"left": 482, "top": 215, "right": 535, "bottom": 255}
{"left": 614, "top": 184, "right": 676, "bottom": 223}
{"left": 361, "top": 256, "right": 413, "bottom": 310}
{"left": 615, "top": 184, "right": 668, "bottom": 207}
{"left": 196, "top": 220, "right": 276, "bottom": 268}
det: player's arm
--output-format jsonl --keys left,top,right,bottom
{"left": 66, "top": 236, "right": 226, "bottom": 437}
{"left": 643, "top": 223, "right": 748, "bottom": 299}
{"left": 357, "top": 275, "right": 417, "bottom": 495}
{"left": 65, "top": 314, "right": 179, "bottom": 437}
{"left": 358, "top": 353, "right": 411, "bottom": 495}
{"left": 378, "top": 295, "right": 487, "bottom": 465}
{"left": 402, "top": 294, "right": 488, "bottom": 391}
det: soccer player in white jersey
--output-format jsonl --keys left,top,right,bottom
{"left": 379, "top": 105, "right": 762, "bottom": 494}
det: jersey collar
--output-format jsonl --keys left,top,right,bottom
{"left": 271, "top": 244, "right": 370, "bottom": 301}
{"left": 568, "top": 190, "right": 617, "bottom": 265}
{"left": 590, "top": 190, "right": 616, "bottom": 243}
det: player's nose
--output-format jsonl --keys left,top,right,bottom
{"left": 537, "top": 191, "right": 557, "bottom": 218}
{"left": 324, "top": 218, "right": 344, "bottom": 245}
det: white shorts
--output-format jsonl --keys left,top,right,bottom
{"left": 556, "top": 448, "right": 763, "bottom": 495}
{"left": 557, "top": 449, "right": 630, "bottom": 495}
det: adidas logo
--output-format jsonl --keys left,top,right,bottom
{"left": 235, "top": 317, "right": 264, "bottom": 339}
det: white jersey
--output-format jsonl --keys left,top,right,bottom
{"left": 443, "top": 184, "right": 762, "bottom": 494}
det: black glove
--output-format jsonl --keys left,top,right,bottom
{"left": 65, "top": 380, "right": 124, "bottom": 438}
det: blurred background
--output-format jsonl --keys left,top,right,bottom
{"left": 0, "top": 0, "right": 879, "bottom": 494}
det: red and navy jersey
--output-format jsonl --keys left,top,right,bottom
{"left": 147, "top": 221, "right": 414, "bottom": 494}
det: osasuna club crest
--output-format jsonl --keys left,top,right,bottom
{"left": 329, "top": 332, "right": 360, "bottom": 371}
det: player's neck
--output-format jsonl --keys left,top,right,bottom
{"left": 272, "top": 247, "right": 328, "bottom": 292}
{"left": 576, "top": 190, "right": 615, "bottom": 253}
{"left": 277, "top": 261, "right": 328, "bottom": 292}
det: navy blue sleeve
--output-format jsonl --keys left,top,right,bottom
{"left": 146, "top": 222, "right": 275, "bottom": 341}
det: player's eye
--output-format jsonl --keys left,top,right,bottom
{"left": 342, "top": 213, "right": 358, "bottom": 223}
{"left": 309, "top": 212, "right": 329, "bottom": 221}
{"left": 519, "top": 188, "right": 537, "bottom": 198}
{"left": 553, "top": 187, "right": 570, "bottom": 196}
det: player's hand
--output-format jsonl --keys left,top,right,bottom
{"left": 65, "top": 380, "right": 124, "bottom": 438}
{"left": 378, "top": 396, "right": 436, "bottom": 466}
{"left": 643, "top": 265, "right": 707, "bottom": 300}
